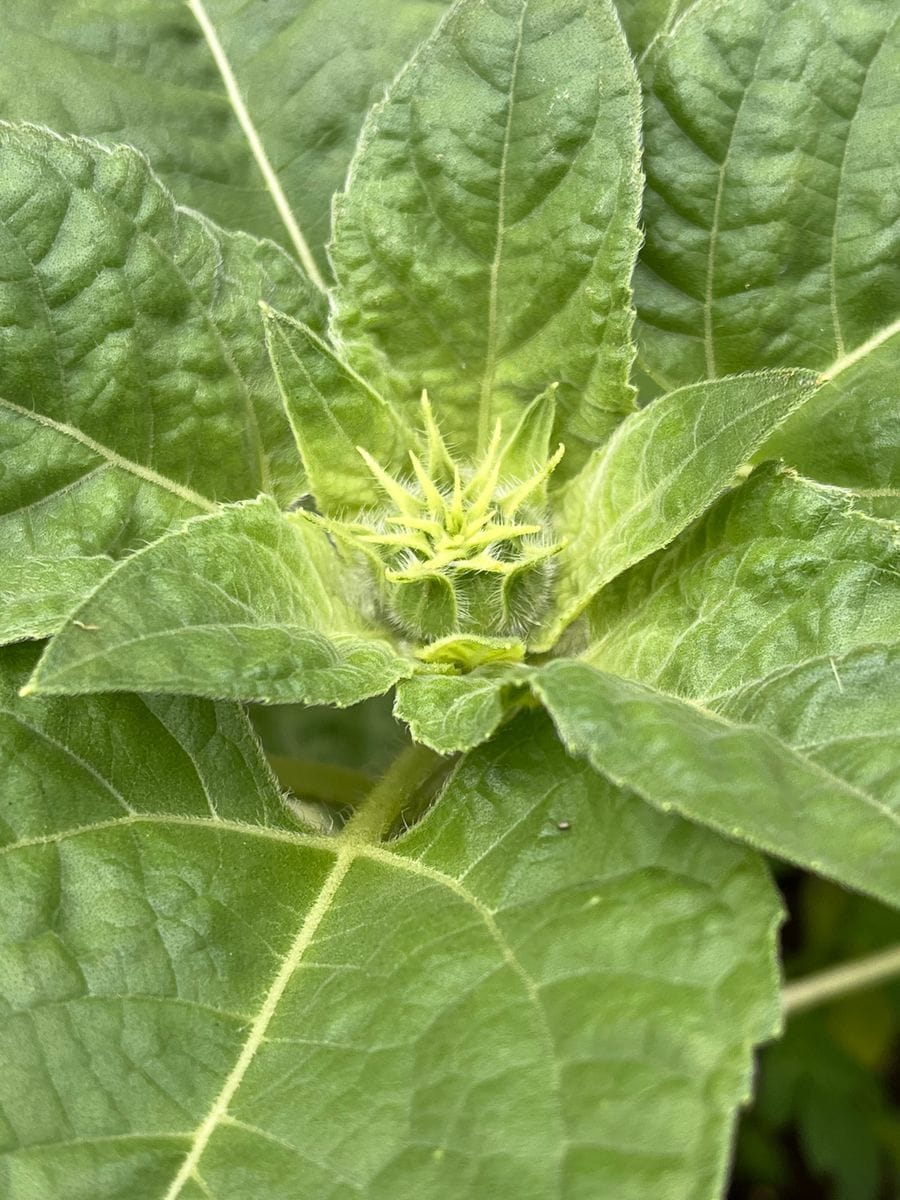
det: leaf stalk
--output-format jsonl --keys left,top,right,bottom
{"left": 783, "top": 943, "right": 900, "bottom": 1015}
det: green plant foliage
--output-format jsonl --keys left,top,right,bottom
{"left": 0, "top": 125, "right": 322, "bottom": 641}
{"left": 0, "top": 650, "right": 780, "bottom": 1200}
{"left": 537, "top": 369, "right": 820, "bottom": 646}
{"left": 393, "top": 664, "right": 529, "bottom": 754}
{"left": 1, "top": 0, "right": 898, "bottom": 1195}
{"left": 634, "top": 0, "right": 900, "bottom": 509}
{"left": 330, "top": 0, "right": 644, "bottom": 475}
{"left": 0, "top": 0, "right": 450, "bottom": 270}
{"left": 27, "top": 499, "right": 414, "bottom": 707}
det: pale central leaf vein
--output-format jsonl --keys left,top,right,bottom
{"left": 0, "top": 398, "right": 216, "bottom": 513}
{"left": 186, "top": 0, "right": 328, "bottom": 294}
{"left": 478, "top": 0, "right": 528, "bottom": 454}
{"left": 4, "top": 808, "right": 564, "bottom": 1187}
{"left": 161, "top": 845, "right": 355, "bottom": 1200}
{"left": 821, "top": 313, "right": 900, "bottom": 382}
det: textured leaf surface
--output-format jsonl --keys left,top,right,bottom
{"left": 263, "top": 305, "right": 414, "bottom": 515}
{"left": 0, "top": 0, "right": 448, "bottom": 271}
{"left": 556, "top": 468, "right": 900, "bottom": 905}
{"left": 635, "top": 0, "right": 900, "bottom": 495}
{"left": 393, "top": 666, "right": 528, "bottom": 753}
{"left": 578, "top": 466, "right": 900, "bottom": 699}
{"left": 331, "top": 0, "right": 643, "bottom": 473}
{"left": 613, "top": 0, "right": 695, "bottom": 60}
{"left": 538, "top": 370, "right": 819, "bottom": 647}
{"left": 535, "top": 656, "right": 900, "bottom": 909}
{"left": 0, "top": 647, "right": 781, "bottom": 1200}
{"left": 27, "top": 500, "right": 413, "bottom": 708}
{"left": 0, "top": 125, "right": 318, "bottom": 640}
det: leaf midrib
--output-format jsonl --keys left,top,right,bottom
{"left": 477, "top": 0, "right": 528, "bottom": 455}
{"left": 1, "top": 808, "right": 562, "bottom": 1194}
{"left": 186, "top": 0, "right": 328, "bottom": 294}
{"left": 0, "top": 398, "right": 216, "bottom": 514}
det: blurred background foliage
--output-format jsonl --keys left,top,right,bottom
{"left": 732, "top": 873, "right": 900, "bottom": 1199}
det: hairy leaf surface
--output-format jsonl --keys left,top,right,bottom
{"left": 263, "top": 305, "right": 414, "bottom": 515}
{"left": 536, "top": 657, "right": 900, "bottom": 908}
{"left": 553, "top": 467, "right": 900, "bottom": 904}
{"left": 393, "top": 666, "right": 529, "bottom": 754}
{"left": 538, "top": 370, "right": 819, "bottom": 647}
{"left": 635, "top": 0, "right": 900, "bottom": 496}
{"left": 0, "top": 126, "right": 319, "bottom": 640}
{"left": 0, "top": 652, "right": 781, "bottom": 1200}
{"left": 0, "top": 0, "right": 448, "bottom": 272}
{"left": 577, "top": 466, "right": 900, "bottom": 699}
{"left": 27, "top": 500, "right": 413, "bottom": 708}
{"left": 331, "top": 0, "right": 643, "bottom": 474}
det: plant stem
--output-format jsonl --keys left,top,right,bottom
{"left": 342, "top": 743, "right": 443, "bottom": 845}
{"left": 783, "top": 943, "right": 900, "bottom": 1015}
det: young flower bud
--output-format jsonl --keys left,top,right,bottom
{"left": 328, "top": 393, "right": 565, "bottom": 651}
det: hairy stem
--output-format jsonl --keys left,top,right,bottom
{"left": 342, "top": 742, "right": 444, "bottom": 845}
{"left": 783, "top": 943, "right": 900, "bottom": 1015}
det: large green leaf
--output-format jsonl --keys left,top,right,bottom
{"left": 331, "top": 0, "right": 643, "bottom": 474}
{"left": 553, "top": 467, "right": 900, "bottom": 906}
{"left": 577, "top": 465, "right": 900, "bottom": 698}
{"left": 0, "top": 0, "right": 449, "bottom": 274}
{"left": 0, "top": 405, "right": 202, "bottom": 642}
{"left": 0, "top": 646, "right": 781, "bottom": 1199}
{"left": 0, "top": 125, "right": 319, "bottom": 641}
{"left": 634, "top": 0, "right": 900, "bottom": 495}
{"left": 26, "top": 499, "right": 413, "bottom": 708}
{"left": 535, "top": 657, "right": 900, "bottom": 908}
{"left": 536, "top": 369, "right": 819, "bottom": 648}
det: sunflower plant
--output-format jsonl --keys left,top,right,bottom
{"left": 0, "top": 1, "right": 898, "bottom": 1197}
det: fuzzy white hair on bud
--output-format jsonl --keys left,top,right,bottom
{"left": 321, "top": 393, "right": 566, "bottom": 656}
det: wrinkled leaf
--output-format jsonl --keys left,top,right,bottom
{"left": 0, "top": 649, "right": 781, "bottom": 1200}
{"left": 0, "top": 125, "right": 319, "bottom": 640}
{"left": 554, "top": 468, "right": 900, "bottom": 907}
{"left": 331, "top": 0, "right": 643, "bottom": 474}
{"left": 0, "top": 0, "right": 449, "bottom": 271}
{"left": 634, "top": 0, "right": 900, "bottom": 494}
{"left": 577, "top": 465, "right": 900, "bottom": 699}
{"left": 393, "top": 665, "right": 528, "bottom": 753}
{"left": 27, "top": 499, "right": 413, "bottom": 708}
{"left": 537, "top": 369, "right": 819, "bottom": 647}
